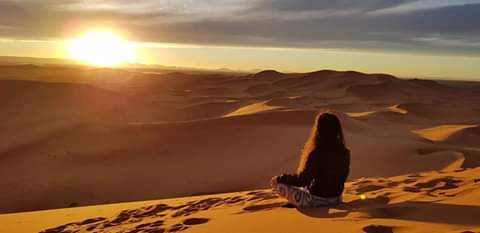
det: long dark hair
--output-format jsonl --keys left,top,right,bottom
{"left": 297, "top": 112, "right": 346, "bottom": 172}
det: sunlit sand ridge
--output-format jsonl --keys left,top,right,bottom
{"left": 224, "top": 101, "right": 282, "bottom": 117}
{"left": 386, "top": 104, "right": 408, "bottom": 114}
{"left": 412, "top": 125, "right": 479, "bottom": 142}
{"left": 346, "top": 104, "right": 408, "bottom": 118}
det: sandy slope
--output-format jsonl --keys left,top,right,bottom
{"left": 1, "top": 168, "right": 479, "bottom": 233}
{"left": 0, "top": 65, "right": 479, "bottom": 214}
{"left": 1, "top": 110, "right": 473, "bottom": 213}
{"left": 412, "top": 125, "right": 479, "bottom": 142}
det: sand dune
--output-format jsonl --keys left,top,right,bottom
{"left": 1, "top": 168, "right": 479, "bottom": 233}
{"left": 346, "top": 104, "right": 407, "bottom": 118}
{"left": 224, "top": 101, "right": 283, "bottom": 116}
{"left": 0, "top": 66, "right": 479, "bottom": 214}
{"left": 346, "top": 111, "right": 376, "bottom": 117}
{"left": 386, "top": 104, "right": 408, "bottom": 114}
{"left": 252, "top": 70, "right": 287, "bottom": 79}
{"left": 412, "top": 125, "right": 479, "bottom": 142}
{"left": 0, "top": 110, "right": 471, "bottom": 213}
{"left": 443, "top": 126, "right": 480, "bottom": 148}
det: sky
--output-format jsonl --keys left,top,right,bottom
{"left": 0, "top": 0, "right": 479, "bottom": 80}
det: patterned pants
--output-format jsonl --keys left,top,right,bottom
{"left": 271, "top": 178, "right": 342, "bottom": 208}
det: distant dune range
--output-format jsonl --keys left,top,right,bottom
{"left": 0, "top": 65, "right": 479, "bottom": 213}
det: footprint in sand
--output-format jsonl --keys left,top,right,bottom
{"left": 183, "top": 217, "right": 210, "bottom": 225}
{"left": 246, "top": 191, "right": 278, "bottom": 201}
{"left": 352, "top": 180, "right": 374, "bottom": 186}
{"left": 362, "top": 224, "right": 394, "bottom": 233}
{"left": 167, "top": 223, "right": 189, "bottom": 232}
{"left": 171, "top": 191, "right": 279, "bottom": 217}
{"left": 402, "top": 177, "right": 462, "bottom": 197}
{"left": 171, "top": 197, "right": 229, "bottom": 217}
{"left": 356, "top": 184, "right": 386, "bottom": 193}
{"left": 407, "top": 174, "right": 423, "bottom": 178}
{"left": 128, "top": 220, "right": 165, "bottom": 233}
{"left": 40, "top": 203, "right": 173, "bottom": 233}
{"left": 403, "top": 178, "right": 417, "bottom": 184}
{"left": 242, "top": 202, "right": 286, "bottom": 212}
{"left": 350, "top": 179, "right": 404, "bottom": 196}
{"left": 41, "top": 191, "right": 280, "bottom": 233}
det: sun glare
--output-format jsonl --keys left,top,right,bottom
{"left": 69, "top": 31, "right": 136, "bottom": 66}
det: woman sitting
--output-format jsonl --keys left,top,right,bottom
{"left": 271, "top": 112, "right": 350, "bottom": 208}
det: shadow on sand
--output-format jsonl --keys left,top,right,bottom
{"left": 298, "top": 196, "right": 480, "bottom": 226}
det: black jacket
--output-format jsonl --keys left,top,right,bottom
{"left": 277, "top": 148, "right": 350, "bottom": 198}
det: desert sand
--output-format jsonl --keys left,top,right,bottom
{"left": 0, "top": 61, "right": 479, "bottom": 232}
{"left": 0, "top": 168, "right": 479, "bottom": 233}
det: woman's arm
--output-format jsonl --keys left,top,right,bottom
{"left": 276, "top": 154, "right": 316, "bottom": 187}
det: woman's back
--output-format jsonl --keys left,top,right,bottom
{"left": 308, "top": 148, "right": 350, "bottom": 197}
{"left": 276, "top": 148, "right": 350, "bottom": 198}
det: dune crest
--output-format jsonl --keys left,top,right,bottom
{"left": 346, "top": 111, "right": 376, "bottom": 117}
{"left": 224, "top": 101, "right": 282, "bottom": 117}
{"left": 386, "top": 104, "right": 408, "bottom": 114}
{"left": 346, "top": 104, "right": 407, "bottom": 118}
{"left": 412, "top": 125, "right": 479, "bottom": 142}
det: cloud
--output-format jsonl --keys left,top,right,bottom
{"left": 252, "top": 0, "right": 421, "bottom": 12}
{"left": 0, "top": 0, "right": 479, "bottom": 56}
{"left": 0, "top": 0, "right": 170, "bottom": 39}
{"left": 130, "top": 2, "right": 480, "bottom": 56}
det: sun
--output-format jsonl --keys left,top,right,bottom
{"left": 68, "top": 31, "right": 136, "bottom": 66}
